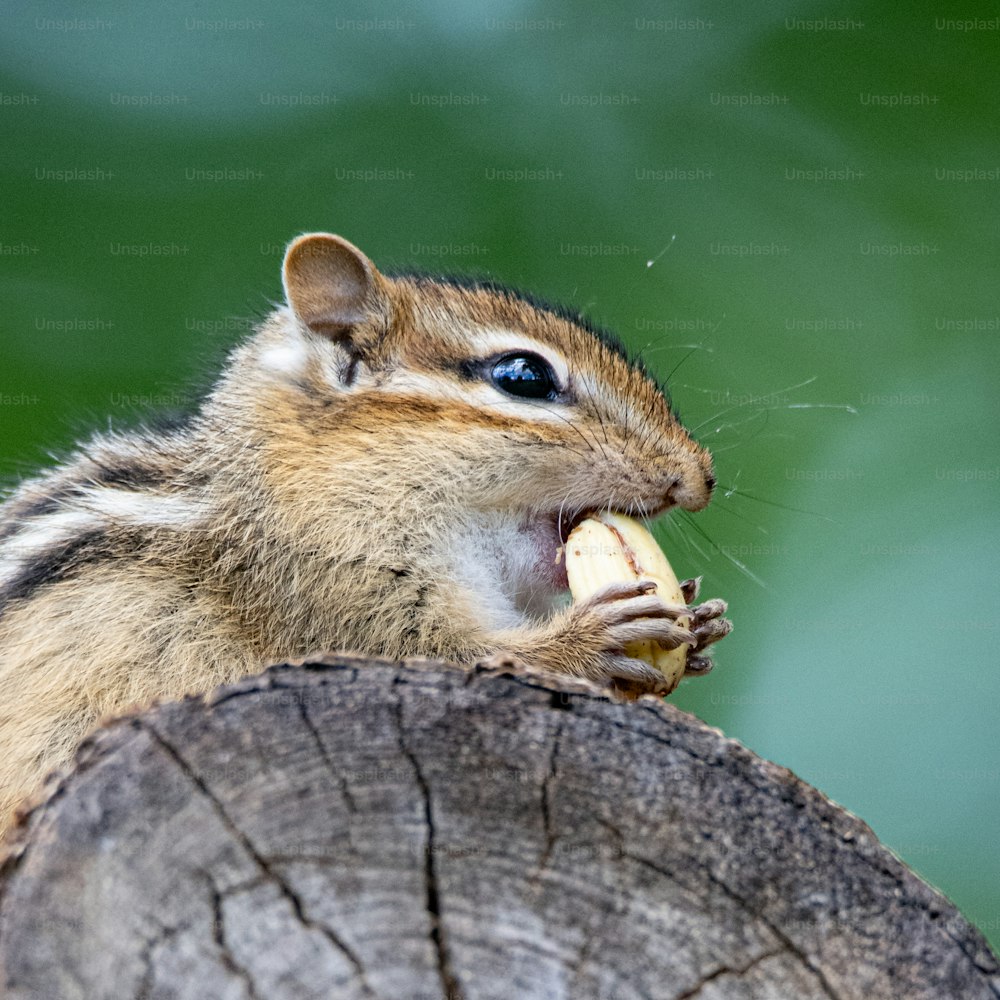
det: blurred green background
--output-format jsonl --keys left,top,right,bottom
{"left": 2, "top": 0, "right": 997, "bottom": 948}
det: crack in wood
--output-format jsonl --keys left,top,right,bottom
{"left": 135, "top": 922, "right": 178, "bottom": 1000}
{"left": 626, "top": 848, "right": 844, "bottom": 1000}
{"left": 894, "top": 897, "right": 1000, "bottom": 991}
{"left": 698, "top": 867, "right": 845, "bottom": 1000}
{"left": 207, "top": 873, "right": 265, "bottom": 1000}
{"left": 295, "top": 696, "right": 357, "bottom": 815}
{"left": 594, "top": 705, "right": 998, "bottom": 989}
{"left": 594, "top": 813, "right": 627, "bottom": 846}
{"left": 206, "top": 678, "right": 306, "bottom": 708}
{"left": 392, "top": 684, "right": 465, "bottom": 1000}
{"left": 672, "top": 946, "right": 786, "bottom": 999}
{"left": 140, "top": 720, "right": 380, "bottom": 1000}
{"left": 568, "top": 922, "right": 598, "bottom": 993}
{"left": 535, "top": 718, "right": 565, "bottom": 874}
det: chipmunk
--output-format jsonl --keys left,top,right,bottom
{"left": 0, "top": 232, "right": 731, "bottom": 835}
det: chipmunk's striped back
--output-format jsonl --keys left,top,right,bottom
{"left": 0, "top": 428, "right": 208, "bottom": 609}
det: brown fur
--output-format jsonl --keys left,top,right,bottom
{"left": 0, "top": 233, "right": 723, "bottom": 836}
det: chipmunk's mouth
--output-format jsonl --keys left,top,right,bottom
{"left": 556, "top": 509, "right": 588, "bottom": 547}
{"left": 520, "top": 510, "right": 582, "bottom": 597}
{"left": 530, "top": 509, "right": 604, "bottom": 595}
{"left": 554, "top": 505, "right": 672, "bottom": 545}
{"left": 515, "top": 504, "right": 664, "bottom": 617}
{"left": 521, "top": 503, "right": 675, "bottom": 610}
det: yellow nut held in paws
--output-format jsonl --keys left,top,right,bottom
{"left": 565, "top": 513, "right": 690, "bottom": 693}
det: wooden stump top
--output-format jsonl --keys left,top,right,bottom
{"left": 1, "top": 656, "right": 997, "bottom": 999}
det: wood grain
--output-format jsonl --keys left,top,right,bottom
{"left": 1, "top": 656, "right": 997, "bottom": 999}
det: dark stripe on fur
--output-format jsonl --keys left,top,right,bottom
{"left": 92, "top": 462, "right": 168, "bottom": 491}
{"left": 0, "top": 485, "right": 82, "bottom": 544}
{"left": 0, "top": 529, "right": 113, "bottom": 617}
{"left": 0, "top": 464, "right": 164, "bottom": 545}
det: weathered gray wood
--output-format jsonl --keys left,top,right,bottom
{"left": 1, "top": 656, "right": 997, "bottom": 1000}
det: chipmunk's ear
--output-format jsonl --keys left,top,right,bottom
{"left": 282, "top": 232, "right": 388, "bottom": 343}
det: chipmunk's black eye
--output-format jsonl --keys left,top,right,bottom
{"left": 490, "top": 353, "right": 558, "bottom": 400}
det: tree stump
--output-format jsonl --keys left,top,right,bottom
{"left": 0, "top": 656, "right": 996, "bottom": 999}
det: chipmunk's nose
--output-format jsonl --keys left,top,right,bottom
{"left": 665, "top": 458, "right": 716, "bottom": 512}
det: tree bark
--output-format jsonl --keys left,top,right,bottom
{"left": 1, "top": 656, "right": 997, "bottom": 1000}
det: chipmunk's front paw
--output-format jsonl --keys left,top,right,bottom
{"left": 486, "top": 579, "right": 696, "bottom": 694}
{"left": 678, "top": 583, "right": 733, "bottom": 676}
{"left": 577, "top": 579, "right": 695, "bottom": 652}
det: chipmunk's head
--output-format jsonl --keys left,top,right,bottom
{"left": 253, "top": 232, "right": 714, "bottom": 614}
